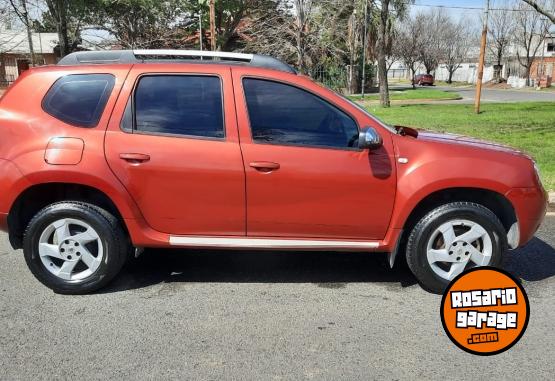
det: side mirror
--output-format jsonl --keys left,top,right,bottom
{"left": 358, "top": 127, "right": 383, "bottom": 150}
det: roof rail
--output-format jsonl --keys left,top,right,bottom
{"left": 57, "top": 49, "right": 297, "bottom": 74}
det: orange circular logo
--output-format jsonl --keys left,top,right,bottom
{"left": 440, "top": 267, "right": 529, "bottom": 356}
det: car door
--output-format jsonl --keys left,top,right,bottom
{"left": 232, "top": 69, "right": 396, "bottom": 240}
{"left": 105, "top": 65, "right": 245, "bottom": 236}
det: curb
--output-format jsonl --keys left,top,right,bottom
{"left": 358, "top": 97, "right": 463, "bottom": 105}
{"left": 550, "top": 192, "right": 555, "bottom": 207}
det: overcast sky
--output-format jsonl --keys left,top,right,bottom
{"left": 409, "top": 0, "right": 501, "bottom": 26}
{"left": 411, "top": 0, "right": 486, "bottom": 17}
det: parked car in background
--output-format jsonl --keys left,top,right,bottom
{"left": 413, "top": 73, "right": 435, "bottom": 86}
{"left": 0, "top": 50, "right": 547, "bottom": 294}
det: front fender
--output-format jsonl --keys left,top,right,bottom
{"left": 388, "top": 136, "right": 533, "bottom": 231}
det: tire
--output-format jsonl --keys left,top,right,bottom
{"left": 23, "top": 202, "right": 128, "bottom": 294}
{"left": 406, "top": 202, "right": 507, "bottom": 294}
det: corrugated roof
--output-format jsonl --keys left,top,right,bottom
{"left": 0, "top": 31, "right": 58, "bottom": 54}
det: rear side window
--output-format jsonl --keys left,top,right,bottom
{"left": 133, "top": 75, "right": 224, "bottom": 138}
{"left": 42, "top": 74, "right": 115, "bottom": 128}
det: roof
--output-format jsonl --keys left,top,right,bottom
{"left": 58, "top": 50, "right": 298, "bottom": 74}
{"left": 0, "top": 31, "right": 58, "bottom": 54}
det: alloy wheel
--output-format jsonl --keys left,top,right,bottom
{"left": 426, "top": 219, "right": 492, "bottom": 281}
{"left": 38, "top": 218, "right": 104, "bottom": 281}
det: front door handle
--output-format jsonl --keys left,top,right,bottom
{"left": 249, "top": 161, "right": 280, "bottom": 172}
{"left": 119, "top": 153, "right": 150, "bottom": 164}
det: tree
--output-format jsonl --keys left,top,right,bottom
{"left": 0, "top": 0, "right": 17, "bottom": 29}
{"left": 394, "top": 13, "right": 424, "bottom": 89}
{"left": 346, "top": 2, "right": 364, "bottom": 93}
{"left": 44, "top": 0, "right": 70, "bottom": 57}
{"left": 520, "top": 0, "right": 555, "bottom": 24}
{"left": 292, "top": 0, "right": 313, "bottom": 73}
{"left": 442, "top": 18, "right": 473, "bottom": 84}
{"left": 488, "top": 6, "right": 515, "bottom": 81}
{"left": 375, "top": 0, "right": 410, "bottom": 107}
{"left": 89, "top": 0, "right": 194, "bottom": 49}
{"left": 419, "top": 9, "right": 449, "bottom": 75}
{"left": 8, "top": 0, "right": 36, "bottom": 64}
{"left": 384, "top": 27, "right": 399, "bottom": 76}
{"left": 513, "top": 0, "right": 550, "bottom": 85}
{"left": 242, "top": 0, "right": 341, "bottom": 75}
{"left": 39, "top": 0, "right": 96, "bottom": 57}
{"left": 213, "top": 0, "right": 255, "bottom": 50}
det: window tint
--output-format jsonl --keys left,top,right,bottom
{"left": 42, "top": 74, "right": 115, "bottom": 128}
{"left": 120, "top": 97, "right": 132, "bottom": 132}
{"left": 243, "top": 78, "right": 358, "bottom": 148}
{"left": 134, "top": 75, "right": 224, "bottom": 138}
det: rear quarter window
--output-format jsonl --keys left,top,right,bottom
{"left": 42, "top": 74, "right": 115, "bottom": 128}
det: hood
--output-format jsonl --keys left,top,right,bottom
{"left": 395, "top": 126, "right": 526, "bottom": 157}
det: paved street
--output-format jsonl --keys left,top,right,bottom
{"left": 435, "top": 86, "right": 555, "bottom": 103}
{"left": 1, "top": 216, "right": 555, "bottom": 380}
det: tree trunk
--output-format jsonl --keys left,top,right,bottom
{"left": 525, "top": 65, "right": 531, "bottom": 87}
{"left": 447, "top": 70, "right": 454, "bottom": 84}
{"left": 377, "top": 0, "right": 390, "bottom": 107}
{"left": 58, "top": 1, "right": 69, "bottom": 57}
{"left": 411, "top": 68, "right": 416, "bottom": 89}
{"left": 46, "top": 0, "right": 70, "bottom": 58}
{"left": 20, "top": 0, "right": 36, "bottom": 66}
{"left": 296, "top": 30, "right": 305, "bottom": 74}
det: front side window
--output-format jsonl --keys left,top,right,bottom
{"left": 133, "top": 75, "right": 224, "bottom": 138}
{"left": 42, "top": 74, "right": 115, "bottom": 128}
{"left": 243, "top": 78, "right": 359, "bottom": 149}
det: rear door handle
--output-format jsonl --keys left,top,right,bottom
{"left": 119, "top": 153, "right": 150, "bottom": 164}
{"left": 249, "top": 161, "right": 280, "bottom": 172}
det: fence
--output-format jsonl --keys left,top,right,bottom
{"left": 310, "top": 66, "right": 349, "bottom": 92}
{"left": 310, "top": 65, "right": 375, "bottom": 94}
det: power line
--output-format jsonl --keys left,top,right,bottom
{"left": 412, "top": 3, "right": 541, "bottom": 12}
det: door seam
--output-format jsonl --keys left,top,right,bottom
{"left": 230, "top": 68, "right": 248, "bottom": 237}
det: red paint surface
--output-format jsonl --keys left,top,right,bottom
{"left": 0, "top": 63, "right": 547, "bottom": 251}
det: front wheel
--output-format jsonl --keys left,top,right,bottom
{"left": 23, "top": 202, "right": 128, "bottom": 294}
{"left": 406, "top": 202, "right": 507, "bottom": 294}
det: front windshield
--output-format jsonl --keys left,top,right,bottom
{"left": 335, "top": 92, "right": 398, "bottom": 134}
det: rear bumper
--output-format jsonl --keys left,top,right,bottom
{"left": 505, "top": 187, "right": 548, "bottom": 247}
{"left": 0, "top": 159, "right": 29, "bottom": 234}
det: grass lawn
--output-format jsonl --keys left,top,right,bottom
{"left": 364, "top": 102, "right": 555, "bottom": 190}
{"left": 349, "top": 88, "right": 461, "bottom": 102}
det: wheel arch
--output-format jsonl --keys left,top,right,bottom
{"left": 7, "top": 182, "right": 137, "bottom": 249}
{"left": 403, "top": 187, "right": 516, "bottom": 233}
{"left": 390, "top": 187, "right": 517, "bottom": 267}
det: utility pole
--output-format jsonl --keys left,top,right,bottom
{"left": 538, "top": 19, "right": 547, "bottom": 86}
{"left": 199, "top": 2, "right": 203, "bottom": 51}
{"left": 209, "top": 0, "right": 216, "bottom": 51}
{"left": 475, "top": 0, "right": 490, "bottom": 114}
{"left": 361, "top": 0, "right": 368, "bottom": 99}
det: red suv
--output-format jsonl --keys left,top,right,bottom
{"left": 0, "top": 50, "right": 546, "bottom": 294}
{"left": 413, "top": 74, "right": 435, "bottom": 86}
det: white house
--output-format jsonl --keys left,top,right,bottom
{"left": 388, "top": 25, "right": 555, "bottom": 88}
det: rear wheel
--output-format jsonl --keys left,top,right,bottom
{"left": 406, "top": 202, "right": 507, "bottom": 294}
{"left": 23, "top": 202, "right": 128, "bottom": 294}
